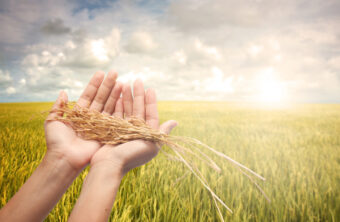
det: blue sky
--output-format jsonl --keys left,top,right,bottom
{"left": 0, "top": 0, "right": 339, "bottom": 103}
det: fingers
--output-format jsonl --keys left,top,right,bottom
{"left": 47, "top": 91, "right": 68, "bottom": 120}
{"left": 78, "top": 72, "right": 158, "bottom": 127}
{"left": 159, "top": 120, "right": 178, "bottom": 134}
{"left": 158, "top": 120, "right": 178, "bottom": 148}
{"left": 113, "top": 97, "right": 123, "bottom": 118}
{"left": 77, "top": 71, "right": 105, "bottom": 108}
{"left": 145, "top": 88, "right": 159, "bottom": 129}
{"left": 122, "top": 84, "right": 133, "bottom": 118}
{"left": 90, "top": 71, "right": 118, "bottom": 112}
{"left": 102, "top": 81, "right": 123, "bottom": 115}
{"left": 132, "top": 79, "right": 145, "bottom": 120}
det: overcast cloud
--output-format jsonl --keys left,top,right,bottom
{"left": 0, "top": 0, "right": 339, "bottom": 103}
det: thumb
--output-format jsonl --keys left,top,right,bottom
{"left": 159, "top": 120, "right": 178, "bottom": 135}
{"left": 47, "top": 90, "right": 68, "bottom": 120}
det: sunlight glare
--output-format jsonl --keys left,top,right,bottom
{"left": 91, "top": 39, "right": 109, "bottom": 61}
{"left": 256, "top": 67, "right": 286, "bottom": 103}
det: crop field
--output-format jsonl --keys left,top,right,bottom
{"left": 0, "top": 102, "right": 339, "bottom": 221}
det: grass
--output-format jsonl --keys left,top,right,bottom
{"left": 0, "top": 102, "right": 339, "bottom": 221}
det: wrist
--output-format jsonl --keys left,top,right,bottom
{"left": 0, "top": 149, "right": 81, "bottom": 222}
{"left": 90, "top": 161, "right": 125, "bottom": 180}
{"left": 68, "top": 161, "right": 123, "bottom": 222}
{"left": 43, "top": 150, "right": 80, "bottom": 177}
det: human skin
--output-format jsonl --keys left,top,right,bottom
{"left": 0, "top": 71, "right": 177, "bottom": 222}
{"left": 69, "top": 79, "right": 177, "bottom": 222}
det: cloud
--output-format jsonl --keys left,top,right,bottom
{"left": 191, "top": 39, "right": 222, "bottom": 61}
{"left": 0, "top": 70, "right": 12, "bottom": 88}
{"left": 0, "top": 0, "right": 72, "bottom": 44}
{"left": 1, "top": 0, "right": 340, "bottom": 102}
{"left": 0, "top": 70, "right": 12, "bottom": 82}
{"left": 18, "top": 28, "right": 120, "bottom": 100}
{"left": 125, "top": 31, "right": 158, "bottom": 54}
{"left": 204, "top": 67, "right": 234, "bottom": 93}
{"left": 19, "top": 78, "right": 26, "bottom": 85}
{"left": 0, "top": 70, "right": 17, "bottom": 96}
{"left": 22, "top": 28, "right": 120, "bottom": 70}
{"left": 62, "top": 28, "right": 120, "bottom": 68}
{"left": 173, "top": 50, "right": 187, "bottom": 64}
{"left": 0, "top": 14, "right": 26, "bottom": 44}
{"left": 166, "top": 0, "right": 280, "bottom": 32}
{"left": 117, "top": 67, "right": 166, "bottom": 83}
{"left": 41, "top": 18, "right": 71, "bottom": 35}
{"left": 328, "top": 56, "right": 340, "bottom": 70}
{"left": 6, "top": 87, "right": 16, "bottom": 94}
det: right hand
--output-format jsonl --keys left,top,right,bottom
{"left": 90, "top": 79, "right": 178, "bottom": 176}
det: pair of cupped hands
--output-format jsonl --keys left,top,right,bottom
{"left": 45, "top": 71, "right": 177, "bottom": 177}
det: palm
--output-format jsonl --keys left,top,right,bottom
{"left": 91, "top": 140, "right": 158, "bottom": 174}
{"left": 89, "top": 78, "right": 161, "bottom": 173}
{"left": 46, "top": 71, "right": 176, "bottom": 173}
{"left": 90, "top": 78, "right": 177, "bottom": 174}
{"left": 45, "top": 71, "right": 121, "bottom": 171}
{"left": 45, "top": 120, "right": 100, "bottom": 170}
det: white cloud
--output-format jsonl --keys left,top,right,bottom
{"left": 6, "top": 87, "right": 16, "bottom": 94}
{"left": 328, "top": 56, "right": 340, "bottom": 70}
{"left": 61, "top": 28, "right": 120, "bottom": 68}
{"left": 194, "top": 39, "right": 221, "bottom": 61}
{"left": 205, "top": 67, "right": 234, "bottom": 93}
{"left": 19, "top": 78, "right": 26, "bottom": 85}
{"left": 117, "top": 67, "right": 166, "bottom": 84}
{"left": 173, "top": 38, "right": 223, "bottom": 67}
{"left": 174, "top": 50, "right": 187, "bottom": 64}
{"left": 0, "top": 70, "right": 14, "bottom": 96}
{"left": 167, "top": 0, "right": 269, "bottom": 31}
{"left": 248, "top": 44, "right": 263, "bottom": 57}
{"left": 273, "top": 54, "right": 282, "bottom": 62}
{"left": 293, "top": 24, "right": 338, "bottom": 45}
{"left": 125, "top": 31, "right": 158, "bottom": 54}
{"left": 269, "top": 39, "right": 280, "bottom": 51}
{"left": 60, "top": 78, "right": 84, "bottom": 89}
{"left": 21, "top": 28, "right": 120, "bottom": 96}
{"left": 0, "top": 70, "right": 12, "bottom": 83}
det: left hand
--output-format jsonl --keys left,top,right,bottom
{"left": 44, "top": 71, "right": 123, "bottom": 171}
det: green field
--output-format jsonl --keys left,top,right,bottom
{"left": 0, "top": 102, "right": 339, "bottom": 221}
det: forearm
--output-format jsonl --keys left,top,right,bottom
{"left": 0, "top": 151, "right": 79, "bottom": 222}
{"left": 68, "top": 165, "right": 123, "bottom": 222}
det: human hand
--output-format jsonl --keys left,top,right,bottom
{"left": 0, "top": 71, "right": 125, "bottom": 222}
{"left": 44, "top": 71, "right": 123, "bottom": 172}
{"left": 90, "top": 79, "right": 178, "bottom": 176}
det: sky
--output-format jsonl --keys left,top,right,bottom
{"left": 0, "top": 0, "right": 339, "bottom": 103}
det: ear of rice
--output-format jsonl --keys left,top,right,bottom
{"left": 47, "top": 102, "right": 270, "bottom": 221}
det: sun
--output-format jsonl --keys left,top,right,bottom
{"left": 258, "top": 80, "right": 284, "bottom": 103}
